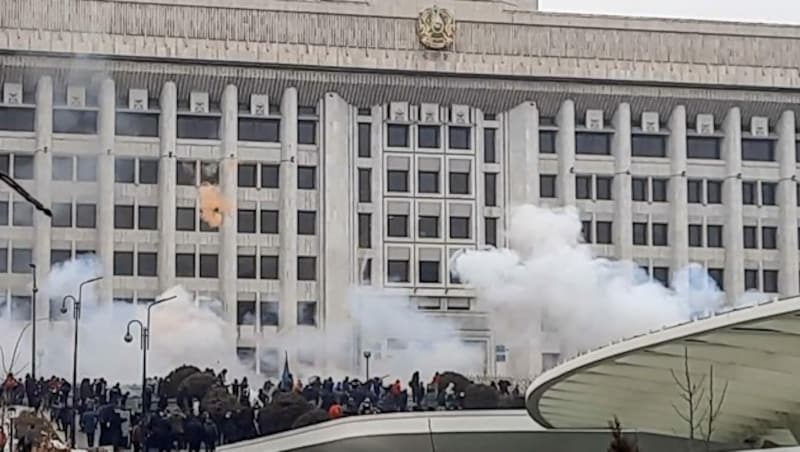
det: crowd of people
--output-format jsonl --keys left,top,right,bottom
{"left": 0, "top": 367, "right": 526, "bottom": 451}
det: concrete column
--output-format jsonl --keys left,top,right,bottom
{"left": 33, "top": 76, "right": 52, "bottom": 318}
{"left": 505, "top": 101, "right": 539, "bottom": 206}
{"left": 777, "top": 111, "right": 799, "bottom": 297}
{"left": 556, "top": 100, "right": 576, "bottom": 206}
{"left": 158, "top": 82, "right": 177, "bottom": 292}
{"left": 96, "top": 79, "right": 115, "bottom": 303}
{"left": 612, "top": 103, "right": 632, "bottom": 260}
{"left": 370, "top": 105, "right": 384, "bottom": 288}
{"left": 722, "top": 108, "right": 744, "bottom": 299}
{"left": 668, "top": 106, "right": 689, "bottom": 273}
{"left": 219, "top": 85, "right": 238, "bottom": 321}
{"left": 278, "top": 88, "right": 298, "bottom": 333}
{"left": 322, "top": 93, "right": 355, "bottom": 369}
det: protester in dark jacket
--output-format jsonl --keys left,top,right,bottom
{"left": 81, "top": 407, "right": 99, "bottom": 447}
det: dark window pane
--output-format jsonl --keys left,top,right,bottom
{"left": 298, "top": 120, "right": 317, "bottom": 145}
{"left": 652, "top": 267, "right": 670, "bottom": 287}
{"left": 742, "top": 139, "right": 775, "bottom": 162}
{"left": 358, "top": 123, "right": 372, "bottom": 157}
{"left": 388, "top": 215, "right": 408, "bottom": 237}
{"left": 50, "top": 249, "right": 71, "bottom": 267}
{"left": 76, "top": 204, "right": 96, "bottom": 228}
{"left": 297, "top": 256, "right": 317, "bottom": 281}
{"left": 708, "top": 268, "right": 724, "bottom": 290}
{"left": 358, "top": 213, "right": 371, "bottom": 248}
{"left": 449, "top": 172, "right": 470, "bottom": 195}
{"left": 238, "top": 118, "right": 279, "bottom": 142}
{"left": 418, "top": 216, "right": 439, "bottom": 238}
{"left": 114, "top": 158, "right": 136, "bottom": 183}
{"left": 388, "top": 170, "right": 409, "bottom": 192}
{"left": 652, "top": 223, "right": 668, "bottom": 246}
{"left": 52, "top": 156, "right": 74, "bottom": 181}
{"left": 632, "top": 178, "right": 648, "bottom": 201}
{"left": 113, "top": 251, "right": 134, "bottom": 276}
{"left": 633, "top": 222, "right": 648, "bottom": 245}
{"left": 52, "top": 203, "right": 72, "bottom": 228}
{"left": 175, "top": 253, "right": 195, "bottom": 277}
{"left": 576, "top": 176, "right": 592, "bottom": 199}
{"left": 595, "top": 177, "right": 612, "bottom": 200}
{"left": 116, "top": 112, "right": 159, "bottom": 137}
{"left": 176, "top": 207, "right": 196, "bottom": 231}
{"left": 596, "top": 221, "right": 612, "bottom": 244}
{"left": 260, "top": 301, "right": 279, "bottom": 327}
{"left": 237, "top": 301, "right": 257, "bottom": 325}
{"left": 707, "top": 180, "right": 722, "bottom": 204}
{"left": 13, "top": 155, "right": 33, "bottom": 179}
{"left": 707, "top": 225, "right": 723, "bottom": 248}
{"left": 177, "top": 161, "right": 196, "bottom": 186}
{"left": 139, "top": 159, "right": 159, "bottom": 184}
{"left": 539, "top": 131, "right": 556, "bottom": 154}
{"left": 200, "top": 161, "right": 219, "bottom": 185}
{"left": 261, "top": 164, "right": 279, "bottom": 189}
{"left": 763, "top": 270, "right": 779, "bottom": 293}
{"left": 260, "top": 256, "right": 279, "bottom": 279}
{"left": 484, "top": 128, "right": 497, "bottom": 162}
{"left": 449, "top": 127, "right": 471, "bottom": 150}
{"left": 199, "top": 254, "right": 219, "bottom": 278}
{"left": 358, "top": 168, "right": 371, "bottom": 203}
{"left": 631, "top": 135, "right": 667, "bottom": 157}
{"left": 688, "top": 224, "right": 703, "bottom": 247}
{"left": 237, "top": 255, "right": 257, "bottom": 279}
{"left": 387, "top": 124, "right": 409, "bottom": 147}
{"left": 449, "top": 217, "right": 470, "bottom": 239}
{"left": 297, "top": 301, "right": 317, "bottom": 326}
{"left": 762, "top": 182, "right": 777, "bottom": 206}
{"left": 297, "top": 166, "right": 316, "bottom": 190}
{"left": 419, "top": 261, "right": 441, "bottom": 283}
{"left": 581, "top": 220, "right": 592, "bottom": 243}
{"left": 0, "top": 201, "right": 7, "bottom": 225}
{"left": 12, "top": 202, "right": 33, "bottom": 227}
{"left": 53, "top": 110, "right": 97, "bottom": 134}
{"left": 484, "top": 173, "right": 497, "bottom": 206}
{"left": 743, "top": 226, "right": 758, "bottom": 249}
{"left": 238, "top": 209, "right": 256, "bottom": 233}
{"left": 138, "top": 206, "right": 158, "bottom": 230}
{"left": 238, "top": 164, "right": 257, "bottom": 187}
{"left": 138, "top": 252, "right": 157, "bottom": 277}
{"left": 418, "top": 126, "right": 441, "bottom": 148}
{"left": 576, "top": 132, "right": 610, "bottom": 155}
{"left": 744, "top": 269, "right": 759, "bottom": 291}
{"left": 485, "top": 217, "right": 498, "bottom": 247}
{"left": 687, "top": 179, "right": 702, "bottom": 204}
{"left": 260, "top": 210, "right": 279, "bottom": 234}
{"left": 298, "top": 210, "right": 316, "bottom": 235}
{"left": 0, "top": 108, "right": 34, "bottom": 132}
{"left": 418, "top": 171, "right": 439, "bottom": 193}
{"left": 387, "top": 260, "right": 409, "bottom": 283}
{"left": 687, "top": 137, "right": 721, "bottom": 159}
{"left": 177, "top": 115, "right": 220, "bottom": 140}
{"left": 742, "top": 182, "right": 757, "bottom": 205}
{"left": 11, "top": 296, "right": 31, "bottom": 321}
{"left": 76, "top": 156, "right": 97, "bottom": 182}
{"left": 11, "top": 248, "right": 32, "bottom": 273}
{"left": 540, "top": 174, "right": 556, "bottom": 198}
{"left": 762, "top": 226, "right": 778, "bottom": 249}
{"left": 114, "top": 205, "right": 134, "bottom": 229}
{"left": 652, "top": 179, "right": 668, "bottom": 202}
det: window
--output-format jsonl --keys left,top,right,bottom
{"left": 358, "top": 123, "right": 372, "bottom": 157}
{"left": 418, "top": 216, "right": 439, "bottom": 238}
{"left": 633, "top": 222, "right": 648, "bottom": 245}
{"left": 595, "top": 176, "right": 612, "bottom": 200}
{"left": 177, "top": 115, "right": 220, "bottom": 140}
{"left": 50, "top": 249, "right": 71, "bottom": 267}
{"left": 138, "top": 252, "right": 157, "bottom": 277}
{"left": 176, "top": 253, "right": 195, "bottom": 277}
{"left": 419, "top": 261, "right": 441, "bottom": 283}
{"left": 258, "top": 255, "right": 280, "bottom": 281}
{"left": 114, "top": 205, "right": 134, "bottom": 229}
{"left": 687, "top": 179, "right": 703, "bottom": 204}
{"left": 11, "top": 248, "right": 32, "bottom": 273}
{"left": 297, "top": 166, "right": 316, "bottom": 190}
{"left": 632, "top": 178, "right": 647, "bottom": 202}
{"left": 742, "top": 139, "right": 775, "bottom": 162}
{"left": 707, "top": 225, "right": 723, "bottom": 248}
{"left": 576, "top": 176, "right": 592, "bottom": 200}
{"left": 358, "top": 169, "right": 371, "bottom": 203}
{"left": 176, "top": 207, "right": 196, "bottom": 231}
{"left": 743, "top": 226, "right": 758, "bottom": 249}
{"left": 449, "top": 126, "right": 471, "bottom": 150}
{"left": 113, "top": 252, "right": 134, "bottom": 276}
{"left": 418, "top": 126, "right": 441, "bottom": 148}
{"left": 116, "top": 112, "right": 159, "bottom": 137}
{"left": 10, "top": 296, "right": 32, "bottom": 321}
{"left": 238, "top": 164, "right": 257, "bottom": 188}
{"left": 742, "top": 182, "right": 757, "bottom": 205}
{"left": 387, "top": 124, "right": 409, "bottom": 147}
{"left": 387, "top": 170, "right": 409, "bottom": 192}
{"left": 450, "top": 216, "right": 470, "bottom": 239}
{"left": 575, "top": 132, "right": 610, "bottom": 155}
{"left": 449, "top": 170, "right": 470, "bottom": 195}
{"left": 689, "top": 224, "right": 703, "bottom": 247}
{"left": 0, "top": 108, "right": 34, "bottom": 132}
{"left": 387, "top": 259, "right": 409, "bottom": 283}
{"left": 744, "top": 269, "right": 759, "bottom": 291}
{"left": 12, "top": 202, "right": 33, "bottom": 227}
{"left": 387, "top": 215, "right": 408, "bottom": 237}
{"left": 298, "top": 256, "right": 317, "bottom": 281}
{"left": 137, "top": 159, "right": 158, "bottom": 185}
{"left": 485, "top": 217, "right": 498, "bottom": 247}
{"left": 297, "top": 301, "right": 317, "bottom": 326}
{"left": 237, "top": 255, "right": 256, "bottom": 279}
{"left": 632, "top": 135, "right": 667, "bottom": 158}
{"left": 298, "top": 120, "right": 317, "bottom": 145}
{"left": 540, "top": 174, "right": 556, "bottom": 198}
{"left": 484, "top": 128, "right": 497, "bottom": 163}
{"left": 52, "top": 203, "right": 72, "bottom": 228}
{"left": 238, "top": 118, "right": 279, "bottom": 142}
{"left": 596, "top": 221, "right": 612, "bottom": 244}
{"left": 199, "top": 254, "right": 219, "bottom": 278}
{"left": 358, "top": 213, "right": 371, "bottom": 248}
{"left": 114, "top": 158, "right": 136, "bottom": 183}
{"left": 52, "top": 156, "right": 73, "bottom": 181}
{"left": 138, "top": 206, "right": 158, "bottom": 230}
{"left": 652, "top": 267, "right": 670, "bottom": 287}
{"left": 707, "top": 180, "right": 722, "bottom": 204}
{"left": 761, "top": 182, "right": 777, "bottom": 206}
{"left": 762, "top": 226, "right": 778, "bottom": 249}
{"left": 261, "top": 210, "right": 279, "bottom": 234}
{"left": 652, "top": 178, "right": 668, "bottom": 202}
{"left": 652, "top": 223, "right": 668, "bottom": 246}
{"left": 200, "top": 161, "right": 218, "bottom": 185}
{"left": 76, "top": 204, "right": 96, "bottom": 228}
{"left": 13, "top": 155, "right": 33, "bottom": 179}
{"left": 687, "top": 137, "right": 721, "bottom": 159}
{"left": 260, "top": 301, "right": 279, "bottom": 327}
{"left": 238, "top": 210, "right": 256, "bottom": 233}
{"left": 237, "top": 301, "right": 256, "bottom": 326}
{"left": 176, "top": 161, "right": 196, "bottom": 186}
{"left": 261, "top": 164, "right": 279, "bottom": 188}
{"left": 298, "top": 211, "right": 316, "bottom": 235}
{"left": 0, "top": 201, "right": 7, "bottom": 226}
{"left": 708, "top": 268, "right": 724, "bottom": 290}
{"left": 76, "top": 156, "right": 97, "bottom": 182}
{"left": 581, "top": 220, "right": 592, "bottom": 243}
{"left": 418, "top": 171, "right": 439, "bottom": 194}
{"left": 484, "top": 173, "right": 497, "bottom": 206}
{"left": 763, "top": 270, "right": 779, "bottom": 293}
{"left": 540, "top": 131, "right": 556, "bottom": 154}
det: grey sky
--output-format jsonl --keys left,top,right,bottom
{"left": 539, "top": 0, "right": 800, "bottom": 25}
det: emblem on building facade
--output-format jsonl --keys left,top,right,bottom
{"left": 417, "top": 6, "right": 455, "bottom": 50}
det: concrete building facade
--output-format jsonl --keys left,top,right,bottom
{"left": 0, "top": 0, "right": 799, "bottom": 377}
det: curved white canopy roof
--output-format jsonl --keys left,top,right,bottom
{"left": 526, "top": 296, "right": 800, "bottom": 446}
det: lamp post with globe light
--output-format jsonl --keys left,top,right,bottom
{"left": 123, "top": 295, "right": 177, "bottom": 414}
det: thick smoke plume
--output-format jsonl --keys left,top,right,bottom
{"left": 198, "top": 183, "right": 231, "bottom": 229}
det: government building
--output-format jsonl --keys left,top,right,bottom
{"left": 0, "top": 0, "right": 799, "bottom": 378}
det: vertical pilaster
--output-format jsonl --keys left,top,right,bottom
{"left": 96, "top": 79, "right": 115, "bottom": 303}
{"left": 723, "top": 108, "right": 744, "bottom": 299}
{"left": 556, "top": 100, "right": 576, "bottom": 206}
{"left": 505, "top": 102, "right": 539, "bottom": 207}
{"left": 279, "top": 88, "right": 298, "bottom": 333}
{"left": 158, "top": 82, "right": 177, "bottom": 292}
{"left": 668, "top": 106, "right": 689, "bottom": 273}
{"left": 612, "top": 103, "right": 632, "bottom": 260}
{"left": 777, "top": 111, "right": 799, "bottom": 297}
{"left": 219, "top": 85, "right": 238, "bottom": 321}
{"left": 33, "top": 76, "right": 53, "bottom": 317}
{"left": 370, "top": 105, "right": 384, "bottom": 288}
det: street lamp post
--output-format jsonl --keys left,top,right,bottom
{"left": 123, "top": 295, "right": 177, "bottom": 415}
{"left": 59, "top": 276, "right": 102, "bottom": 449}
{"left": 29, "top": 264, "right": 37, "bottom": 380}
{"left": 363, "top": 350, "right": 372, "bottom": 381}
{"left": 7, "top": 406, "right": 16, "bottom": 452}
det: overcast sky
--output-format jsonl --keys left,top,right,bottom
{"left": 539, "top": 0, "right": 800, "bottom": 24}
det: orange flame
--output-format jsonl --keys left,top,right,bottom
{"left": 198, "top": 183, "right": 231, "bottom": 229}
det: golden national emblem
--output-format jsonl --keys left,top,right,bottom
{"left": 417, "top": 6, "right": 456, "bottom": 50}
